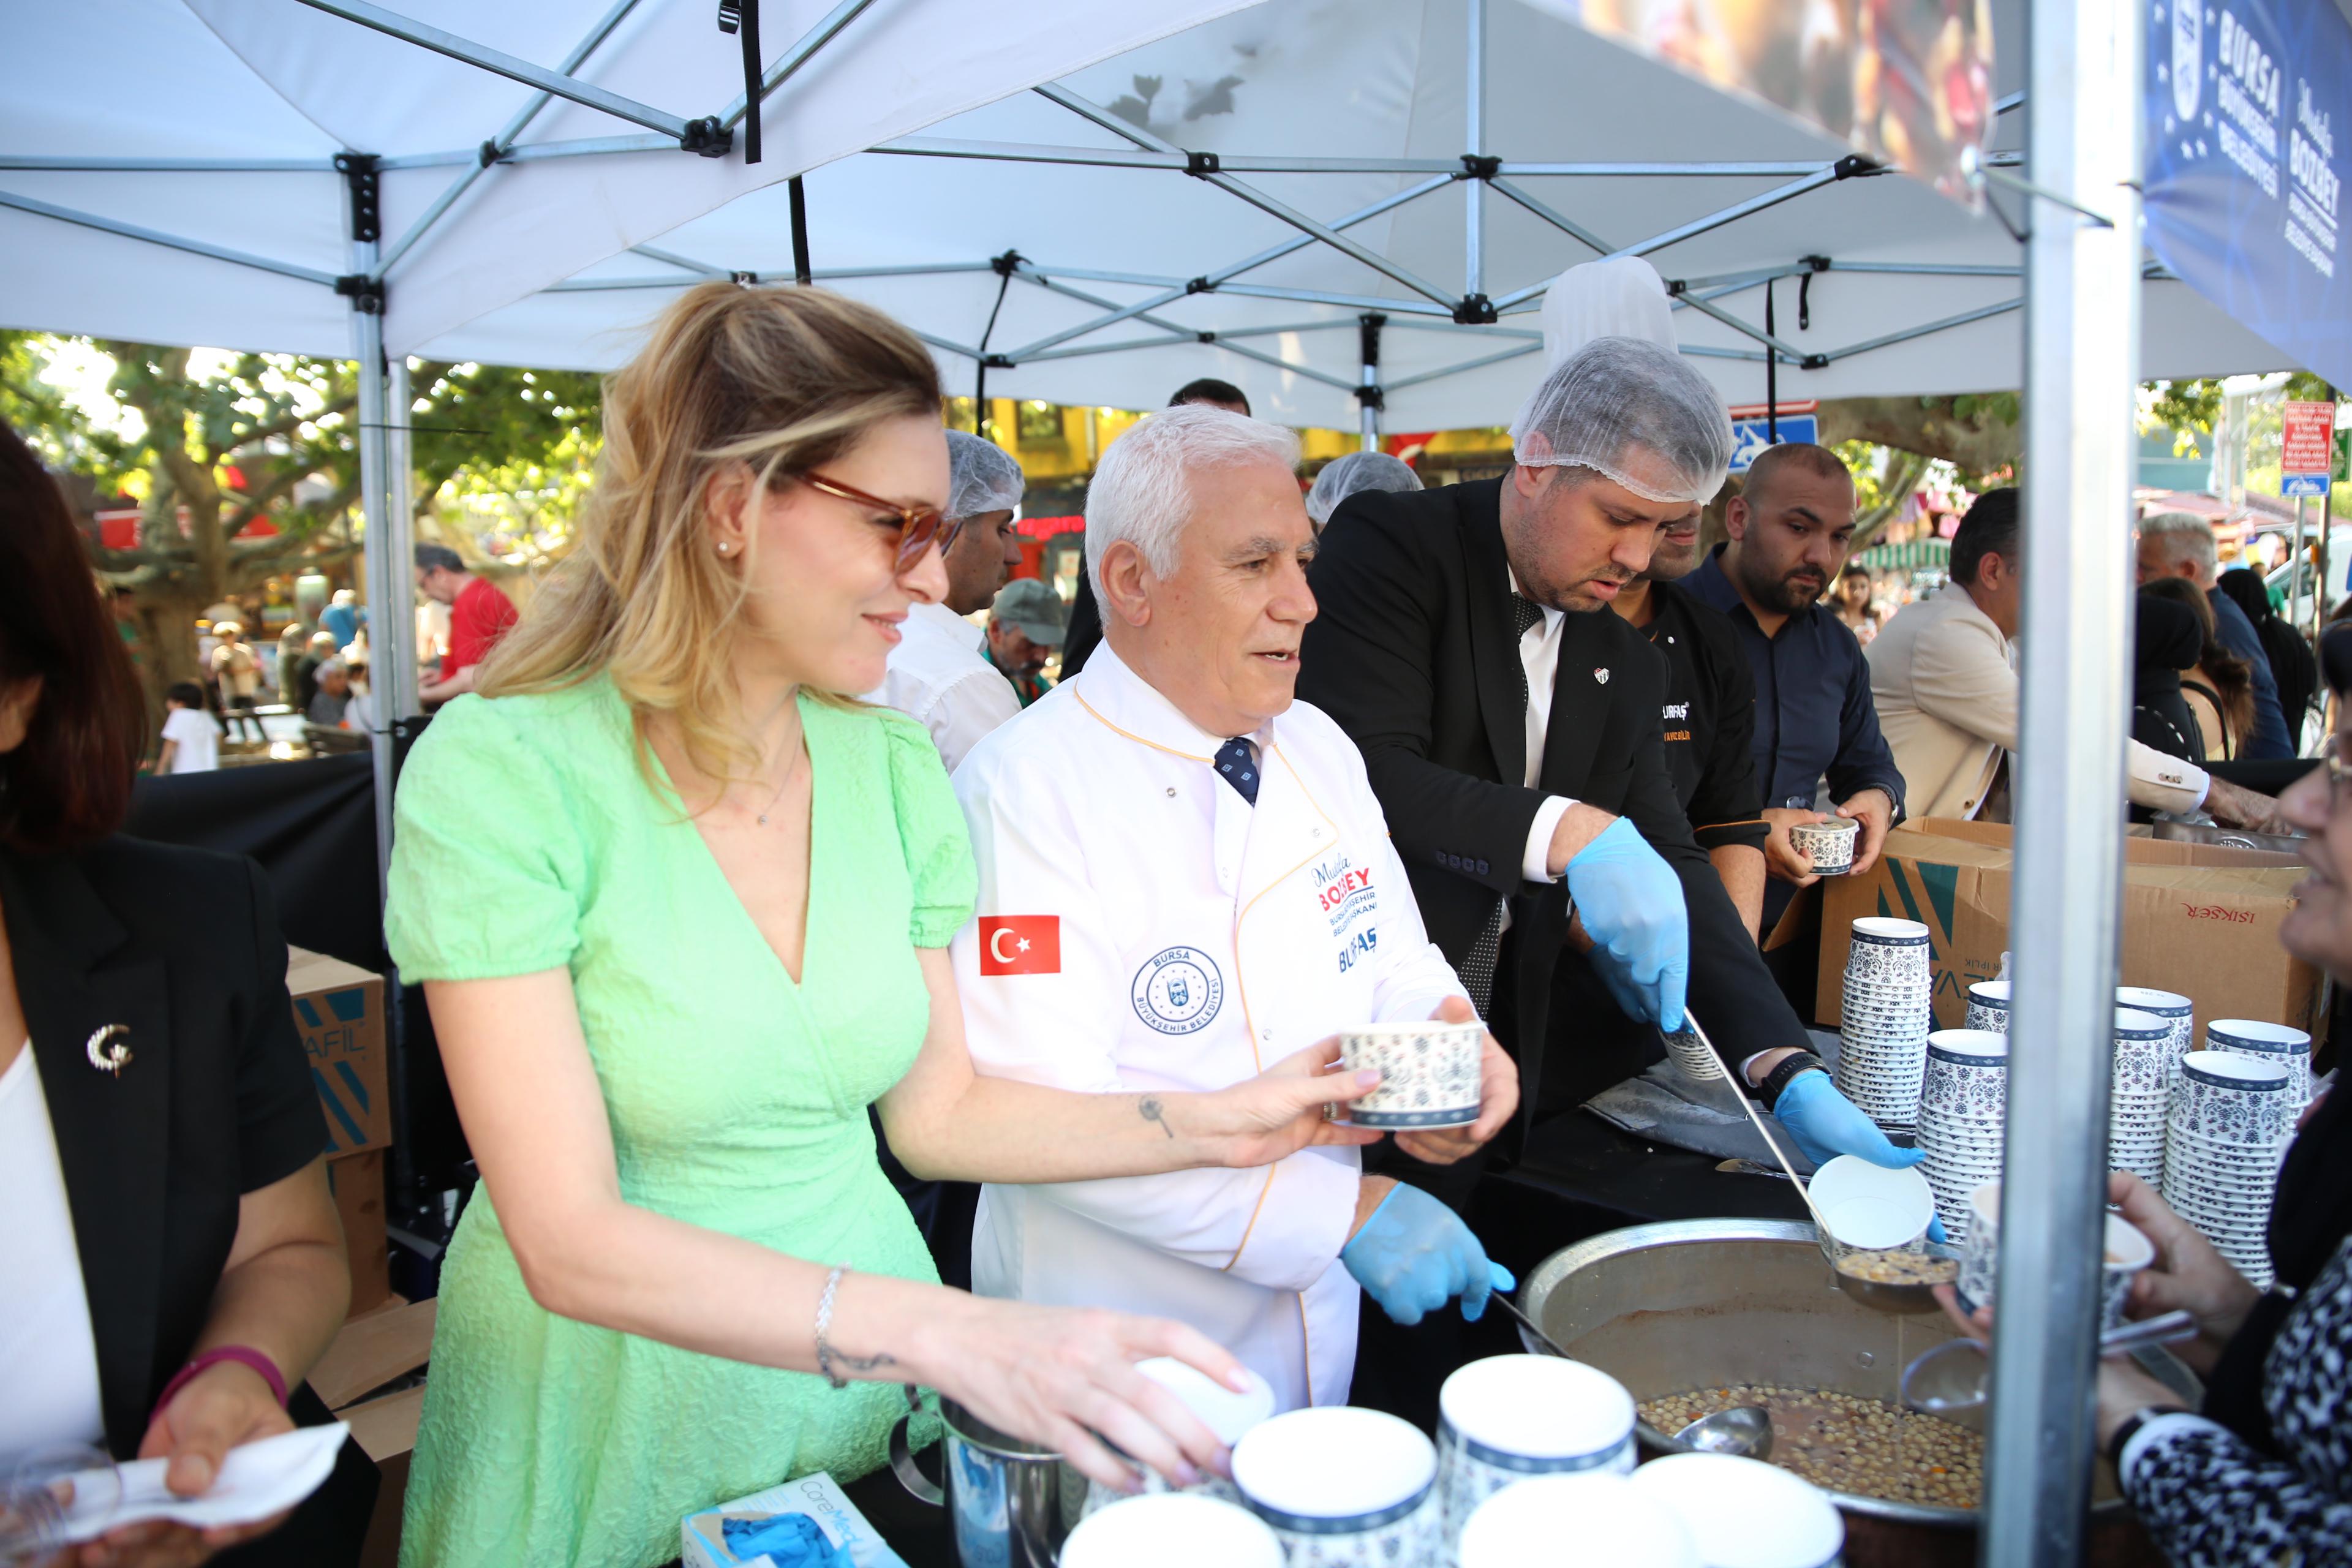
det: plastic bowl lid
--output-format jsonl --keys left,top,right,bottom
{"left": 1629, "top": 1454, "right": 1844, "bottom": 1568}
{"left": 1133, "top": 1359, "right": 1275, "bottom": 1447}
{"left": 1440, "top": 1354, "right": 1634, "bottom": 1458}
{"left": 1061, "top": 1494, "right": 1284, "bottom": 1568}
{"left": 1230, "top": 1407, "right": 1433, "bottom": 1518}
{"left": 1460, "top": 1476, "right": 1697, "bottom": 1568}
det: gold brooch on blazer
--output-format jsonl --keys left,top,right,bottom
{"left": 85, "top": 1023, "right": 132, "bottom": 1076}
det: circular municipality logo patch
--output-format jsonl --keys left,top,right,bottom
{"left": 1131, "top": 947, "right": 1224, "bottom": 1035}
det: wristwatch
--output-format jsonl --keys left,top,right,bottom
{"left": 2105, "top": 1404, "right": 2190, "bottom": 1471}
{"left": 1757, "top": 1051, "right": 1826, "bottom": 1111}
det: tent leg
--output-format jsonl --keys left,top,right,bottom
{"left": 1464, "top": 0, "right": 1483, "bottom": 299}
{"left": 1359, "top": 312, "right": 1384, "bottom": 453}
{"left": 385, "top": 356, "right": 420, "bottom": 722}
{"left": 355, "top": 306, "right": 397, "bottom": 907}
{"left": 1981, "top": 0, "right": 2144, "bottom": 1560}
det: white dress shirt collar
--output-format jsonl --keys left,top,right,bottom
{"left": 1070, "top": 639, "right": 1275, "bottom": 761}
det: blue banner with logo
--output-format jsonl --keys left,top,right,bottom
{"left": 2145, "top": 0, "right": 2352, "bottom": 390}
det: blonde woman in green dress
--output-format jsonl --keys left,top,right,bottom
{"left": 383, "top": 284, "right": 1382, "bottom": 1568}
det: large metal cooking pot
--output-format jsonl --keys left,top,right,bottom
{"left": 889, "top": 1393, "right": 1088, "bottom": 1568}
{"left": 1517, "top": 1219, "right": 2133, "bottom": 1533}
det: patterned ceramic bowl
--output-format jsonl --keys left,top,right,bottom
{"left": 1437, "top": 1356, "right": 1634, "bottom": 1562}
{"left": 2169, "top": 1051, "right": 2297, "bottom": 1147}
{"left": 1233, "top": 1408, "right": 1440, "bottom": 1568}
{"left": 1627, "top": 1455, "right": 1842, "bottom": 1568}
{"left": 1963, "top": 980, "right": 2012, "bottom": 1035}
{"left": 1790, "top": 817, "right": 1860, "bottom": 875}
{"left": 1061, "top": 1494, "right": 1285, "bottom": 1568}
{"left": 2205, "top": 1020, "right": 2313, "bottom": 1104}
{"left": 1956, "top": 1182, "right": 2152, "bottom": 1330}
{"left": 1460, "top": 1475, "right": 1697, "bottom": 1568}
{"left": 1338, "top": 1020, "right": 1484, "bottom": 1129}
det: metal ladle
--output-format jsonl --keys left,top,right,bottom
{"left": 1899, "top": 1310, "right": 2199, "bottom": 1413}
{"left": 1493, "top": 1292, "right": 1778, "bottom": 1461}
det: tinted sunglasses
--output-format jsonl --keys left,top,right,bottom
{"left": 801, "top": 470, "right": 957, "bottom": 573}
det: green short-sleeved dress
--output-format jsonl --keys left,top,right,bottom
{"left": 383, "top": 677, "right": 973, "bottom": 1568}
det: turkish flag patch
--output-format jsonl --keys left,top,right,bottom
{"left": 979, "top": 915, "right": 1061, "bottom": 976}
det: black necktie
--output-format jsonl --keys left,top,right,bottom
{"left": 1214, "top": 737, "right": 1259, "bottom": 805}
{"left": 1462, "top": 595, "right": 1549, "bottom": 1014}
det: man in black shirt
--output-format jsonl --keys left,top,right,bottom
{"left": 1604, "top": 510, "right": 1769, "bottom": 935}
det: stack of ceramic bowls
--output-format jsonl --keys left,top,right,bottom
{"left": 1629, "top": 1453, "right": 1845, "bottom": 1568}
{"left": 1458, "top": 1475, "right": 1697, "bottom": 1568}
{"left": 1914, "top": 1029, "right": 2008, "bottom": 1241}
{"left": 1436, "top": 1356, "right": 1634, "bottom": 1564}
{"left": 2107, "top": 1008, "right": 2177, "bottom": 1186}
{"left": 1231, "top": 1407, "right": 1441, "bottom": 1565}
{"left": 2163, "top": 1050, "right": 2297, "bottom": 1289}
{"left": 1963, "top": 979, "right": 2011, "bottom": 1034}
{"left": 1061, "top": 1494, "right": 1285, "bottom": 1568}
{"left": 2116, "top": 986, "right": 2195, "bottom": 1079}
{"left": 2205, "top": 1020, "right": 2314, "bottom": 1105}
{"left": 1834, "top": 917, "right": 1936, "bottom": 1131}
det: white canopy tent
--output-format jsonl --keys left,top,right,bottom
{"left": 424, "top": 0, "right": 2302, "bottom": 435}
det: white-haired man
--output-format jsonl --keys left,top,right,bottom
{"left": 949, "top": 405, "right": 1519, "bottom": 1411}
{"left": 2137, "top": 511, "right": 2294, "bottom": 759}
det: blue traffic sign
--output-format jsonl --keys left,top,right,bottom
{"left": 2284, "top": 473, "right": 2330, "bottom": 497}
{"left": 1728, "top": 413, "right": 1819, "bottom": 473}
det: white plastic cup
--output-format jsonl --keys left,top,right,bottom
{"left": 1809, "top": 1155, "right": 1936, "bottom": 1250}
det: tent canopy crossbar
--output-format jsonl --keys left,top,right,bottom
{"left": 715, "top": 0, "right": 878, "bottom": 132}
{"left": 0, "top": 187, "right": 341, "bottom": 287}
{"left": 292, "top": 0, "right": 703, "bottom": 142}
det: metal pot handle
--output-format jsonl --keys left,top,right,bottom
{"left": 890, "top": 1385, "right": 944, "bottom": 1507}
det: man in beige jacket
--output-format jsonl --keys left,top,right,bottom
{"left": 1868, "top": 490, "right": 2280, "bottom": 827}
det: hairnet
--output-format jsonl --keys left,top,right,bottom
{"left": 944, "top": 430, "right": 1025, "bottom": 523}
{"left": 1305, "top": 451, "right": 1423, "bottom": 527}
{"left": 1506, "top": 336, "right": 1735, "bottom": 505}
{"left": 1539, "top": 257, "right": 1678, "bottom": 372}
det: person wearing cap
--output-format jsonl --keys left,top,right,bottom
{"left": 1305, "top": 451, "right": 1423, "bottom": 534}
{"left": 986, "top": 578, "right": 1065, "bottom": 708}
{"left": 862, "top": 429, "right": 1028, "bottom": 771}
{"left": 951, "top": 404, "right": 1519, "bottom": 1413}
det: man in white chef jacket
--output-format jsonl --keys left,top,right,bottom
{"left": 951, "top": 406, "right": 1519, "bottom": 1412}
{"left": 863, "top": 430, "right": 1028, "bottom": 772}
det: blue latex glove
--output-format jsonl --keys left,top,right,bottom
{"left": 1564, "top": 816, "right": 1689, "bottom": 1031}
{"left": 1770, "top": 1071, "right": 1945, "bottom": 1241}
{"left": 1341, "top": 1183, "right": 1515, "bottom": 1326}
{"left": 721, "top": 1512, "right": 850, "bottom": 1566}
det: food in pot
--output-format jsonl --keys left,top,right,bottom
{"left": 1638, "top": 1384, "right": 1983, "bottom": 1509}
{"left": 1830, "top": 1248, "right": 1959, "bottom": 1286}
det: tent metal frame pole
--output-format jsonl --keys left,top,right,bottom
{"left": 630, "top": 244, "right": 730, "bottom": 277}
{"left": 1496, "top": 159, "right": 1833, "bottom": 177}
{"left": 0, "top": 155, "right": 340, "bottom": 172}
{"left": 381, "top": 133, "right": 679, "bottom": 168}
{"left": 373, "top": 0, "right": 645, "bottom": 279}
{"left": 1359, "top": 313, "right": 1384, "bottom": 452}
{"left": 1034, "top": 84, "right": 1461, "bottom": 310}
{"left": 1982, "top": 0, "right": 2144, "bottom": 1557}
{"left": 1011, "top": 268, "right": 1360, "bottom": 391}
{"left": 1463, "top": 0, "right": 1485, "bottom": 300}
{"left": 0, "top": 189, "right": 339, "bottom": 284}
{"left": 1672, "top": 288, "right": 1815, "bottom": 363}
{"left": 353, "top": 282, "right": 399, "bottom": 912}
{"left": 293, "top": 0, "right": 697, "bottom": 140}
{"left": 383, "top": 356, "right": 420, "bottom": 722}
{"left": 1815, "top": 298, "right": 2024, "bottom": 363}
{"left": 1491, "top": 167, "right": 1845, "bottom": 309}
{"left": 1487, "top": 177, "right": 1613, "bottom": 255}
{"left": 1381, "top": 340, "right": 1542, "bottom": 391}
{"left": 716, "top": 0, "right": 878, "bottom": 132}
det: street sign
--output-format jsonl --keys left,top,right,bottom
{"left": 2285, "top": 400, "right": 2337, "bottom": 496}
{"left": 1727, "top": 413, "right": 1819, "bottom": 474}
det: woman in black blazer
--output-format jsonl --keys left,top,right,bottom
{"left": 0, "top": 418, "right": 371, "bottom": 1568}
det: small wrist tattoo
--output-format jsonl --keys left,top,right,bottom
{"left": 1139, "top": 1096, "right": 1175, "bottom": 1139}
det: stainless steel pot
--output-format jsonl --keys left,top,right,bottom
{"left": 889, "top": 1392, "right": 1088, "bottom": 1568}
{"left": 1517, "top": 1218, "right": 2134, "bottom": 1531}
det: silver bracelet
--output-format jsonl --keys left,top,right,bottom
{"left": 814, "top": 1265, "right": 849, "bottom": 1389}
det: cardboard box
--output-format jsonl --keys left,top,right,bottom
{"left": 1817, "top": 819, "right": 2324, "bottom": 1036}
{"left": 288, "top": 946, "right": 390, "bottom": 1158}
{"left": 329, "top": 1149, "right": 393, "bottom": 1317}
{"left": 682, "top": 1473, "right": 910, "bottom": 1568}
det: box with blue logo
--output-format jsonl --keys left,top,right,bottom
{"left": 288, "top": 946, "right": 389, "bottom": 1158}
{"left": 680, "top": 1472, "right": 909, "bottom": 1568}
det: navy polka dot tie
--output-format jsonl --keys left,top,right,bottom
{"left": 1214, "top": 737, "right": 1260, "bottom": 805}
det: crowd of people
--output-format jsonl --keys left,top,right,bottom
{"left": 3, "top": 250, "right": 2345, "bottom": 1568}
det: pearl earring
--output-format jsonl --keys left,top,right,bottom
{"left": 717, "top": 542, "right": 731, "bottom": 556}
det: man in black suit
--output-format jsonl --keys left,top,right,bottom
{"left": 1299, "top": 340, "right": 1917, "bottom": 1163}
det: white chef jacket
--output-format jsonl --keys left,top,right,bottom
{"left": 863, "top": 600, "right": 1022, "bottom": 773}
{"left": 949, "top": 642, "right": 1470, "bottom": 1411}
